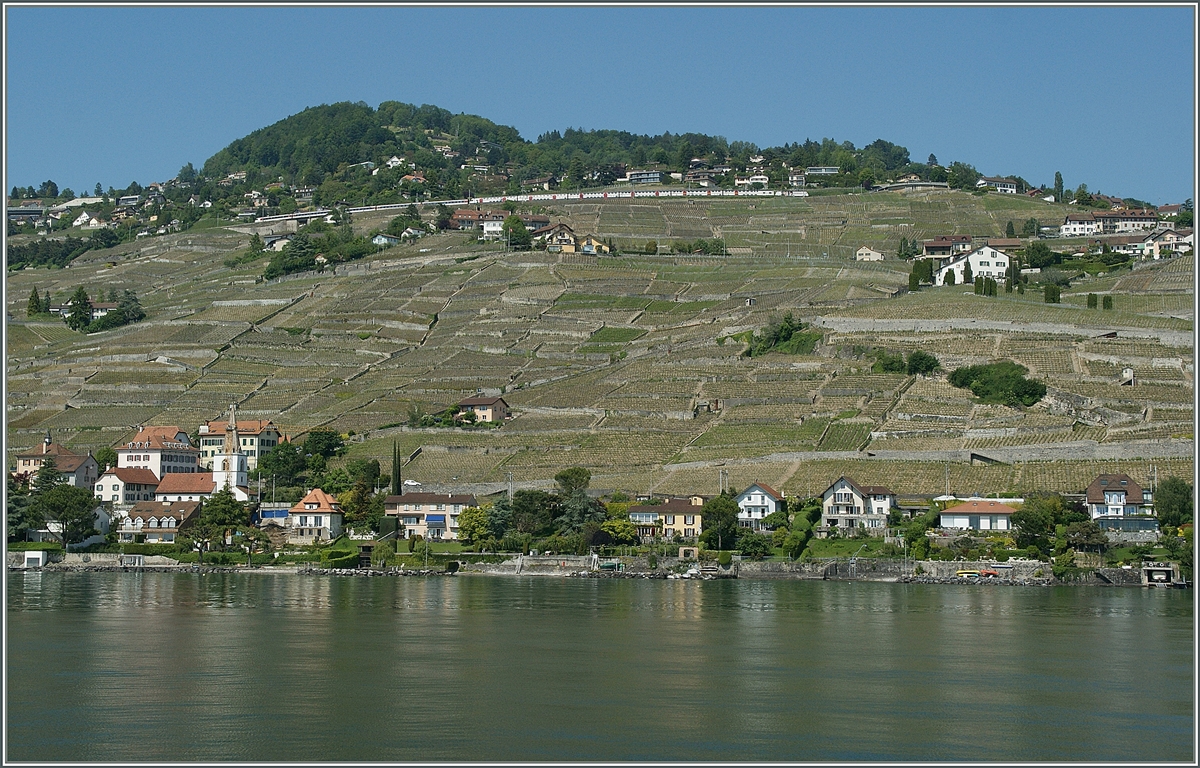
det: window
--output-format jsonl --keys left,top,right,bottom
{"left": 685, "top": 516, "right": 695, "bottom": 525}
{"left": 313, "top": 516, "right": 322, "bottom": 527}
{"left": 665, "top": 516, "right": 675, "bottom": 525}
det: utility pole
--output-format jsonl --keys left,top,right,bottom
{"left": 507, "top": 471, "right": 514, "bottom": 501}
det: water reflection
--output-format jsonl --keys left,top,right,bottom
{"left": 6, "top": 573, "right": 1193, "bottom": 762}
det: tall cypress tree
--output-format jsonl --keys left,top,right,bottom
{"left": 391, "top": 441, "right": 401, "bottom": 495}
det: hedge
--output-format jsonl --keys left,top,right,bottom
{"left": 121, "top": 543, "right": 183, "bottom": 556}
{"left": 6, "top": 541, "right": 64, "bottom": 552}
{"left": 322, "top": 551, "right": 360, "bottom": 569}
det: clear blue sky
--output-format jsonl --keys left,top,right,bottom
{"left": 5, "top": 6, "right": 1195, "bottom": 204}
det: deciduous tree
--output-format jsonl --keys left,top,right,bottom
{"left": 700, "top": 495, "right": 740, "bottom": 550}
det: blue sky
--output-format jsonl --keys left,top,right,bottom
{"left": 5, "top": 5, "right": 1195, "bottom": 204}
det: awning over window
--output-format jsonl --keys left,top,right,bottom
{"left": 426, "top": 515, "right": 446, "bottom": 524}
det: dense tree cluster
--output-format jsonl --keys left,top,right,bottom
{"left": 948, "top": 361, "right": 1046, "bottom": 406}
{"left": 744, "top": 312, "right": 823, "bottom": 357}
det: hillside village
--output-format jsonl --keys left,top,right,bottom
{"left": 6, "top": 102, "right": 1194, "bottom": 580}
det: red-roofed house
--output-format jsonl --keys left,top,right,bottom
{"left": 938, "top": 500, "right": 1016, "bottom": 531}
{"left": 457, "top": 396, "right": 509, "bottom": 423}
{"left": 820, "top": 476, "right": 897, "bottom": 535}
{"left": 95, "top": 467, "right": 160, "bottom": 506}
{"left": 735, "top": 482, "right": 785, "bottom": 530}
{"left": 117, "top": 425, "right": 199, "bottom": 477}
{"left": 287, "top": 488, "right": 344, "bottom": 544}
{"left": 12, "top": 432, "right": 99, "bottom": 489}
{"left": 155, "top": 472, "right": 217, "bottom": 502}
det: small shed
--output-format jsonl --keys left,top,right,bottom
{"left": 23, "top": 550, "right": 52, "bottom": 568}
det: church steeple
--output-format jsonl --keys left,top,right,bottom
{"left": 213, "top": 404, "right": 248, "bottom": 493}
{"left": 223, "top": 404, "right": 241, "bottom": 456}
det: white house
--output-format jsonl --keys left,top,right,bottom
{"left": 934, "top": 245, "right": 1011, "bottom": 285}
{"left": 856, "top": 246, "right": 884, "bottom": 262}
{"left": 1060, "top": 213, "right": 1102, "bottom": 237}
{"left": 287, "top": 488, "right": 344, "bottom": 545}
{"left": 1085, "top": 474, "right": 1156, "bottom": 532}
{"left": 117, "top": 425, "right": 199, "bottom": 478}
{"left": 938, "top": 500, "right": 1015, "bottom": 531}
{"left": 976, "top": 177, "right": 1018, "bottom": 194}
{"left": 372, "top": 233, "right": 401, "bottom": 247}
{"left": 789, "top": 172, "right": 807, "bottom": 188}
{"left": 735, "top": 483, "right": 784, "bottom": 530}
{"left": 820, "top": 476, "right": 897, "bottom": 535}
{"left": 95, "top": 467, "right": 160, "bottom": 507}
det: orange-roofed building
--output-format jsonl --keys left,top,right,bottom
{"left": 939, "top": 500, "right": 1016, "bottom": 531}
{"left": 287, "top": 488, "right": 343, "bottom": 544}
{"left": 117, "top": 425, "right": 199, "bottom": 477}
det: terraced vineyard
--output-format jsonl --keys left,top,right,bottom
{"left": 6, "top": 189, "right": 1192, "bottom": 500}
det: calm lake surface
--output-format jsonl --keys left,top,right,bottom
{"left": 6, "top": 572, "right": 1194, "bottom": 762}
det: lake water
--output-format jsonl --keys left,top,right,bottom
{"left": 6, "top": 572, "right": 1194, "bottom": 762}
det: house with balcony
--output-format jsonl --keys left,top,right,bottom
{"left": 626, "top": 170, "right": 663, "bottom": 184}
{"left": 116, "top": 500, "right": 201, "bottom": 544}
{"left": 855, "top": 246, "right": 884, "bottom": 262}
{"left": 819, "top": 476, "right": 896, "bottom": 536}
{"left": 735, "top": 483, "right": 784, "bottom": 530}
{"left": 287, "top": 488, "right": 344, "bottom": 544}
{"left": 384, "top": 492, "right": 478, "bottom": 540}
{"left": 1085, "top": 474, "right": 1157, "bottom": 532}
{"left": 627, "top": 497, "right": 704, "bottom": 541}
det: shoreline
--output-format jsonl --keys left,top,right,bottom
{"left": 10, "top": 561, "right": 1186, "bottom": 588}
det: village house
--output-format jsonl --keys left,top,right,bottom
{"left": 1085, "top": 474, "right": 1157, "bottom": 532}
{"left": 287, "top": 488, "right": 344, "bottom": 544}
{"left": 1093, "top": 209, "right": 1162, "bottom": 234}
{"left": 735, "top": 483, "right": 785, "bottom": 530}
{"left": 920, "top": 235, "right": 973, "bottom": 260}
{"left": 522, "top": 175, "right": 558, "bottom": 191}
{"left": 1157, "top": 203, "right": 1182, "bottom": 218}
{"left": 627, "top": 497, "right": 704, "bottom": 541}
{"left": 938, "top": 499, "right": 1016, "bottom": 531}
{"left": 384, "top": 492, "right": 478, "bottom": 540}
{"left": 855, "top": 246, "right": 884, "bottom": 262}
{"left": 95, "top": 467, "right": 160, "bottom": 506}
{"left": 819, "top": 476, "right": 897, "bottom": 535}
{"left": 789, "top": 171, "right": 807, "bottom": 188}
{"left": 197, "top": 417, "right": 280, "bottom": 472}
{"left": 934, "top": 245, "right": 1012, "bottom": 285}
{"left": 457, "top": 396, "right": 509, "bottom": 422}
{"left": 806, "top": 166, "right": 840, "bottom": 175}
{"left": 12, "top": 433, "right": 99, "bottom": 489}
{"left": 372, "top": 233, "right": 401, "bottom": 247}
{"left": 115, "top": 500, "right": 201, "bottom": 544}
{"left": 577, "top": 234, "right": 610, "bottom": 255}
{"left": 1141, "top": 228, "right": 1192, "bottom": 259}
{"left": 117, "top": 425, "right": 200, "bottom": 477}
{"left": 1060, "top": 212, "right": 1102, "bottom": 237}
{"left": 538, "top": 223, "right": 579, "bottom": 253}
{"left": 155, "top": 473, "right": 225, "bottom": 503}
{"left": 626, "top": 170, "right": 663, "bottom": 184}
{"left": 976, "top": 177, "right": 1018, "bottom": 194}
